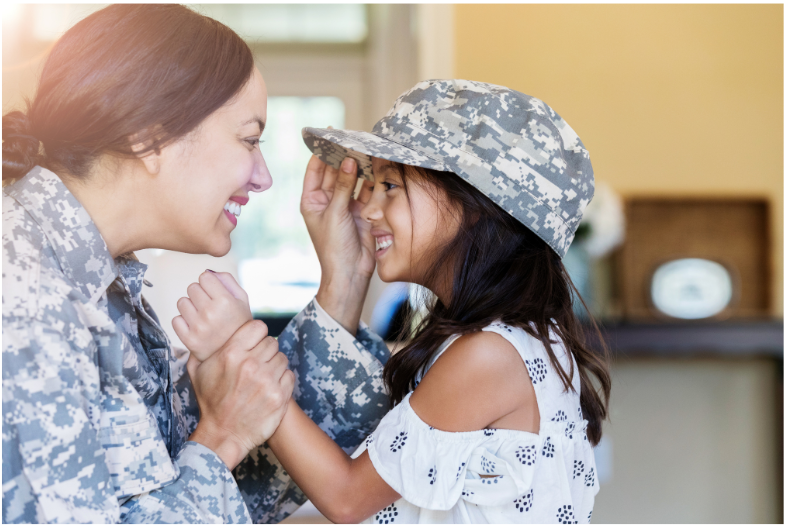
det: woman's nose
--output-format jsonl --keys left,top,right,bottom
{"left": 250, "top": 151, "right": 273, "bottom": 192}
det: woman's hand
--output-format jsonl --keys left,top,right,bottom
{"left": 300, "top": 155, "right": 375, "bottom": 334}
{"left": 172, "top": 271, "right": 253, "bottom": 362}
{"left": 186, "top": 319, "right": 294, "bottom": 470}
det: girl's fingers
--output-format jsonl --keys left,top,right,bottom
{"left": 186, "top": 281, "right": 212, "bottom": 310}
{"left": 172, "top": 314, "right": 190, "bottom": 341}
{"left": 211, "top": 271, "right": 249, "bottom": 302}
{"left": 199, "top": 270, "right": 236, "bottom": 300}
{"left": 176, "top": 296, "right": 198, "bottom": 322}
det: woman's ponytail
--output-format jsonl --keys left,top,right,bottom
{"left": 2, "top": 110, "right": 43, "bottom": 182}
{"left": 3, "top": 4, "right": 254, "bottom": 183}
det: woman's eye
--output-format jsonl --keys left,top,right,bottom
{"left": 245, "top": 138, "right": 262, "bottom": 147}
{"left": 382, "top": 182, "right": 398, "bottom": 191}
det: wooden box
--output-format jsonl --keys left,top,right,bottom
{"left": 615, "top": 198, "right": 771, "bottom": 321}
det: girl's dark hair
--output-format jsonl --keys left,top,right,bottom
{"left": 382, "top": 164, "right": 611, "bottom": 445}
{"left": 2, "top": 4, "right": 254, "bottom": 181}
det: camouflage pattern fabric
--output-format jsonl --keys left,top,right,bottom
{"left": 303, "top": 79, "right": 595, "bottom": 258}
{"left": 2, "top": 166, "right": 391, "bottom": 523}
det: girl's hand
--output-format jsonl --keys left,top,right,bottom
{"left": 187, "top": 319, "right": 294, "bottom": 469}
{"left": 172, "top": 270, "right": 253, "bottom": 362}
{"left": 300, "top": 155, "right": 375, "bottom": 334}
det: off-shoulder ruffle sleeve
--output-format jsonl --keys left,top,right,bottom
{"left": 364, "top": 393, "right": 549, "bottom": 511}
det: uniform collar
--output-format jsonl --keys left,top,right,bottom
{"left": 114, "top": 253, "right": 150, "bottom": 305}
{"left": 5, "top": 166, "right": 119, "bottom": 304}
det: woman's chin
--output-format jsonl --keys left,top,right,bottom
{"left": 205, "top": 236, "right": 232, "bottom": 257}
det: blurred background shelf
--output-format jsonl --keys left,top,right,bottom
{"left": 588, "top": 320, "right": 783, "bottom": 359}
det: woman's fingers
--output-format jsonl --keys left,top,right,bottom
{"left": 251, "top": 334, "right": 280, "bottom": 363}
{"left": 302, "top": 155, "right": 327, "bottom": 197}
{"left": 357, "top": 179, "right": 374, "bottom": 205}
{"left": 320, "top": 159, "right": 340, "bottom": 195}
{"left": 185, "top": 350, "right": 201, "bottom": 381}
{"left": 279, "top": 367, "right": 296, "bottom": 398}
{"left": 227, "top": 319, "right": 270, "bottom": 352}
{"left": 328, "top": 157, "right": 358, "bottom": 215}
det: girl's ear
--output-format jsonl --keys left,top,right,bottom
{"left": 128, "top": 126, "right": 164, "bottom": 175}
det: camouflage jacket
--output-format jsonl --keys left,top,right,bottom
{"left": 2, "top": 167, "right": 391, "bottom": 523}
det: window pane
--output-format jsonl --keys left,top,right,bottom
{"left": 232, "top": 97, "right": 345, "bottom": 314}
{"left": 29, "top": 4, "right": 108, "bottom": 41}
{"left": 189, "top": 4, "right": 368, "bottom": 43}
{"left": 25, "top": 4, "right": 368, "bottom": 43}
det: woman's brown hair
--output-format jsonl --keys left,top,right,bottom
{"left": 2, "top": 4, "right": 254, "bottom": 181}
{"left": 383, "top": 164, "right": 611, "bottom": 445}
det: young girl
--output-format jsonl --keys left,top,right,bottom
{"left": 176, "top": 80, "right": 610, "bottom": 524}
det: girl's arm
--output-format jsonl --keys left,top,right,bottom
{"left": 266, "top": 400, "right": 400, "bottom": 524}
{"left": 266, "top": 331, "right": 537, "bottom": 523}
{"left": 174, "top": 274, "right": 537, "bottom": 521}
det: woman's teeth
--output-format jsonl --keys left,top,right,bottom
{"left": 224, "top": 200, "right": 242, "bottom": 217}
{"left": 375, "top": 237, "right": 393, "bottom": 252}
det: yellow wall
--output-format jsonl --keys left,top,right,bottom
{"left": 455, "top": 4, "right": 783, "bottom": 316}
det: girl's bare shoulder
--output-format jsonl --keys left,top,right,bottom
{"left": 409, "top": 330, "right": 535, "bottom": 432}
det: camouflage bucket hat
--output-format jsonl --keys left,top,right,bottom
{"left": 302, "top": 79, "right": 594, "bottom": 258}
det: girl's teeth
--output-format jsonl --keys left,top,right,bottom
{"left": 376, "top": 238, "right": 393, "bottom": 251}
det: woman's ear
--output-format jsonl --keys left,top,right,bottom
{"left": 128, "top": 127, "right": 164, "bottom": 175}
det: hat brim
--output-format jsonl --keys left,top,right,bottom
{"left": 302, "top": 127, "right": 451, "bottom": 181}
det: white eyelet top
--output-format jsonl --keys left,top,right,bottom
{"left": 352, "top": 321, "right": 599, "bottom": 524}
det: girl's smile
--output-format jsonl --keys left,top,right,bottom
{"left": 372, "top": 229, "right": 394, "bottom": 257}
{"left": 361, "top": 157, "right": 461, "bottom": 295}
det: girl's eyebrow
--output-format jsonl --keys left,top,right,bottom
{"left": 377, "top": 164, "right": 400, "bottom": 177}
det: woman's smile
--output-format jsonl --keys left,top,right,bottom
{"left": 223, "top": 195, "right": 249, "bottom": 227}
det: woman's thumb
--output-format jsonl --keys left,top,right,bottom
{"left": 186, "top": 353, "right": 201, "bottom": 381}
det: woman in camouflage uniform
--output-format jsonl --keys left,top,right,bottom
{"left": 1, "top": 4, "right": 388, "bottom": 523}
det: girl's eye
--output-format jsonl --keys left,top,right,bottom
{"left": 382, "top": 182, "right": 398, "bottom": 191}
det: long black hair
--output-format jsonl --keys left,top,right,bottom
{"left": 381, "top": 164, "right": 611, "bottom": 445}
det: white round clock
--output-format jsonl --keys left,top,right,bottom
{"left": 650, "top": 258, "right": 734, "bottom": 319}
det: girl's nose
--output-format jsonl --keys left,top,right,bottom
{"left": 360, "top": 198, "right": 383, "bottom": 223}
{"left": 250, "top": 151, "right": 273, "bottom": 192}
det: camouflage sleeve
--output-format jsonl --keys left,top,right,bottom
{"left": 2, "top": 320, "right": 120, "bottom": 523}
{"left": 3, "top": 317, "right": 252, "bottom": 524}
{"left": 234, "top": 298, "right": 391, "bottom": 524}
{"left": 119, "top": 442, "right": 251, "bottom": 523}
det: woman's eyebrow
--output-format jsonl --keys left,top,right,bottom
{"left": 241, "top": 117, "right": 265, "bottom": 133}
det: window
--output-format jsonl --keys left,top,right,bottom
{"left": 3, "top": 4, "right": 420, "bottom": 348}
{"left": 232, "top": 96, "right": 345, "bottom": 315}
{"left": 188, "top": 4, "right": 368, "bottom": 43}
